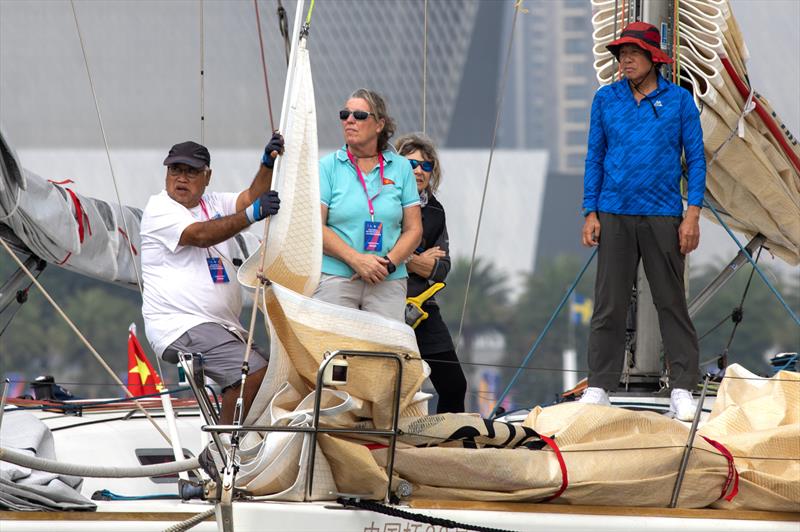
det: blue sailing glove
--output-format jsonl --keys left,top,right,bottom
{"left": 261, "top": 132, "right": 285, "bottom": 168}
{"left": 245, "top": 190, "right": 280, "bottom": 223}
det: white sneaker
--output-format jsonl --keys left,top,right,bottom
{"left": 670, "top": 388, "right": 698, "bottom": 421}
{"left": 578, "top": 387, "right": 611, "bottom": 406}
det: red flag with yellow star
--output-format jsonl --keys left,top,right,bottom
{"left": 127, "top": 323, "right": 163, "bottom": 396}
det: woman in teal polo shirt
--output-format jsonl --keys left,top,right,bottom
{"left": 315, "top": 88, "right": 422, "bottom": 322}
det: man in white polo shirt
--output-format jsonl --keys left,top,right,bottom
{"left": 141, "top": 135, "right": 282, "bottom": 423}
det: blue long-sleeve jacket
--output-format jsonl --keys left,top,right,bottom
{"left": 582, "top": 74, "right": 706, "bottom": 216}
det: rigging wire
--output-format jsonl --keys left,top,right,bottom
{"left": 254, "top": 0, "right": 276, "bottom": 131}
{"left": 0, "top": 238, "right": 173, "bottom": 446}
{"left": 490, "top": 247, "right": 597, "bottom": 417}
{"left": 0, "top": 268, "right": 45, "bottom": 339}
{"left": 672, "top": 0, "right": 680, "bottom": 83}
{"left": 422, "top": 0, "right": 428, "bottom": 134}
{"left": 68, "top": 1, "right": 143, "bottom": 297}
{"left": 200, "top": 0, "right": 206, "bottom": 144}
{"left": 697, "top": 247, "right": 762, "bottom": 364}
{"left": 6, "top": 360, "right": 796, "bottom": 392}
{"left": 276, "top": 0, "right": 291, "bottom": 66}
{"left": 617, "top": 0, "right": 626, "bottom": 80}
{"left": 705, "top": 201, "right": 800, "bottom": 328}
{"left": 305, "top": 0, "right": 315, "bottom": 25}
{"left": 70, "top": 0, "right": 167, "bottom": 383}
{"left": 454, "top": 0, "right": 526, "bottom": 349}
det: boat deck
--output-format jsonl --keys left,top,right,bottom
{"left": 1, "top": 499, "right": 797, "bottom": 532}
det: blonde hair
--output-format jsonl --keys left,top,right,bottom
{"left": 349, "top": 88, "right": 396, "bottom": 152}
{"left": 395, "top": 132, "right": 442, "bottom": 193}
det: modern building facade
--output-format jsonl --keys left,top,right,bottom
{"left": 498, "top": 0, "right": 596, "bottom": 174}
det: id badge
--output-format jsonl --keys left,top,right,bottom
{"left": 206, "top": 257, "right": 230, "bottom": 283}
{"left": 364, "top": 220, "right": 383, "bottom": 252}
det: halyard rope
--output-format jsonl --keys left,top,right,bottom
{"left": 254, "top": 0, "right": 276, "bottom": 131}
{"left": 163, "top": 508, "right": 216, "bottom": 532}
{"left": 200, "top": 0, "right": 206, "bottom": 144}
{"left": 422, "top": 0, "right": 428, "bottom": 134}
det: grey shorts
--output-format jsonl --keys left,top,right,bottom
{"left": 162, "top": 322, "right": 268, "bottom": 390}
{"left": 312, "top": 273, "right": 407, "bottom": 323}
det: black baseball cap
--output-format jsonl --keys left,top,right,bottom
{"left": 163, "top": 141, "right": 210, "bottom": 169}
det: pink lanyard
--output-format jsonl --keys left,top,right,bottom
{"left": 198, "top": 198, "right": 210, "bottom": 221}
{"left": 347, "top": 149, "right": 384, "bottom": 221}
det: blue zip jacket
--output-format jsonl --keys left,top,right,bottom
{"left": 582, "top": 74, "right": 706, "bottom": 216}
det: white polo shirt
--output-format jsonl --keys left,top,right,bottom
{"left": 140, "top": 190, "right": 245, "bottom": 357}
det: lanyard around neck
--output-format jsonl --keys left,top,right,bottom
{"left": 198, "top": 198, "right": 210, "bottom": 220}
{"left": 347, "top": 148, "right": 384, "bottom": 221}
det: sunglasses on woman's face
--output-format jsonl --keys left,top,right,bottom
{"left": 408, "top": 159, "right": 434, "bottom": 172}
{"left": 339, "top": 109, "right": 374, "bottom": 121}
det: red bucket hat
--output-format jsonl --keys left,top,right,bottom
{"left": 606, "top": 21, "right": 674, "bottom": 64}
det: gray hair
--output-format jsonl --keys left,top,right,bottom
{"left": 395, "top": 132, "right": 442, "bottom": 193}
{"left": 349, "top": 88, "right": 396, "bottom": 153}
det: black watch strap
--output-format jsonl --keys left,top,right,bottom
{"left": 384, "top": 256, "right": 396, "bottom": 274}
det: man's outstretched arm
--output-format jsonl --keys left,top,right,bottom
{"left": 180, "top": 191, "right": 280, "bottom": 248}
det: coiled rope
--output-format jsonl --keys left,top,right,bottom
{"left": 163, "top": 508, "right": 216, "bottom": 532}
{"left": 337, "top": 497, "right": 517, "bottom": 532}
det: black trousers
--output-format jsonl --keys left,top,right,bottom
{"left": 416, "top": 306, "right": 467, "bottom": 413}
{"left": 587, "top": 213, "right": 699, "bottom": 391}
{"left": 423, "top": 349, "right": 467, "bottom": 413}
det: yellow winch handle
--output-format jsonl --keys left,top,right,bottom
{"left": 407, "top": 282, "right": 446, "bottom": 307}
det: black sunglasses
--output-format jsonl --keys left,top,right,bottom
{"left": 408, "top": 159, "right": 434, "bottom": 172}
{"left": 339, "top": 109, "right": 374, "bottom": 121}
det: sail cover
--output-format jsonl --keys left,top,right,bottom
{"left": 0, "top": 127, "right": 143, "bottom": 287}
{"left": 591, "top": 0, "right": 800, "bottom": 264}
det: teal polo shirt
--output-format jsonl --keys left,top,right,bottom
{"left": 320, "top": 146, "right": 420, "bottom": 280}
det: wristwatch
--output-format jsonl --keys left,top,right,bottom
{"left": 384, "top": 256, "right": 396, "bottom": 274}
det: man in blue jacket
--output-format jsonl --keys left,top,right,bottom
{"left": 579, "top": 22, "right": 706, "bottom": 421}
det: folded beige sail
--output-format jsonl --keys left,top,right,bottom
{"left": 228, "top": 0, "right": 798, "bottom": 511}
{"left": 238, "top": 37, "right": 322, "bottom": 297}
{"left": 699, "top": 364, "right": 800, "bottom": 512}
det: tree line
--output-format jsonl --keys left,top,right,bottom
{"left": 0, "top": 250, "right": 797, "bottom": 405}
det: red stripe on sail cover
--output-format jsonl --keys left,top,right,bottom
{"left": 52, "top": 183, "right": 92, "bottom": 243}
{"left": 539, "top": 434, "right": 568, "bottom": 502}
{"left": 701, "top": 436, "right": 739, "bottom": 502}
{"left": 50, "top": 182, "right": 93, "bottom": 265}
{"left": 363, "top": 443, "right": 388, "bottom": 451}
{"left": 118, "top": 228, "right": 138, "bottom": 255}
{"left": 721, "top": 57, "right": 800, "bottom": 174}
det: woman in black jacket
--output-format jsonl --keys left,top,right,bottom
{"left": 395, "top": 133, "right": 467, "bottom": 413}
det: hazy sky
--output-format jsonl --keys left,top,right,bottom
{"left": 729, "top": 0, "right": 800, "bottom": 134}
{"left": 1, "top": 0, "right": 798, "bottom": 277}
